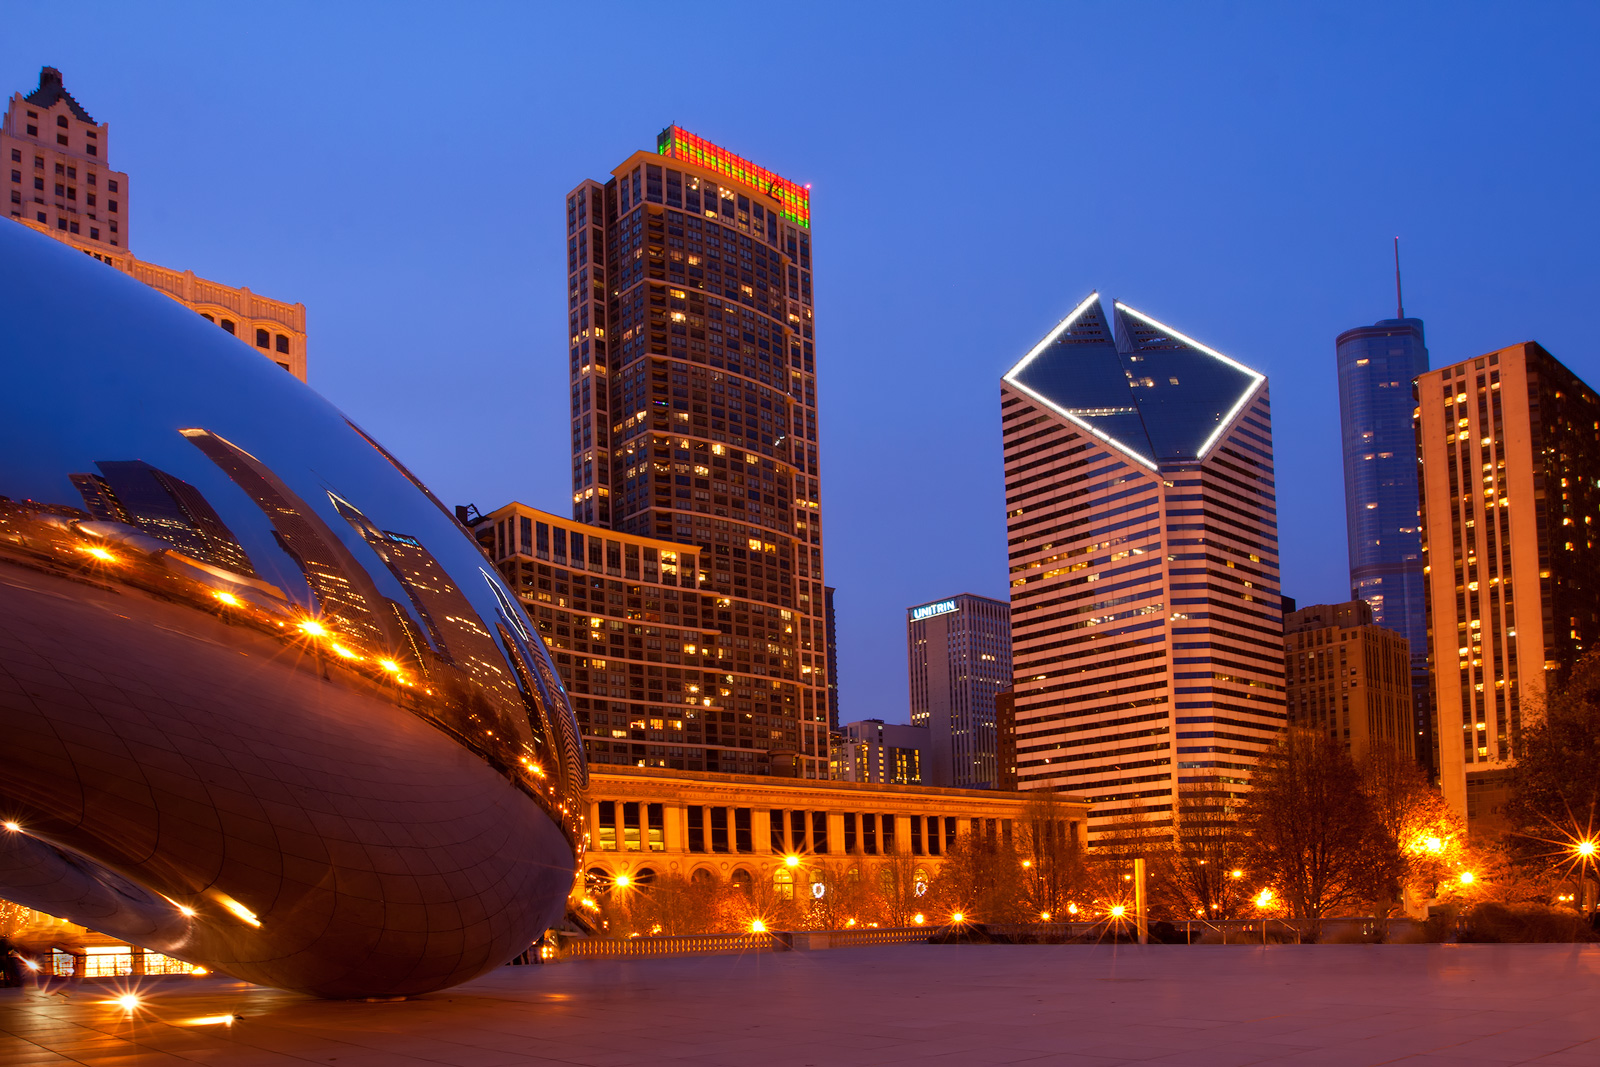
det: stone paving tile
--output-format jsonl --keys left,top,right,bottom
{"left": 2, "top": 944, "right": 1599, "bottom": 1066}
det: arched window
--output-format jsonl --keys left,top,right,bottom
{"left": 730, "top": 868, "right": 752, "bottom": 893}
{"left": 220, "top": 319, "right": 236, "bottom": 335}
{"left": 773, "top": 867, "right": 794, "bottom": 901}
{"left": 691, "top": 868, "right": 713, "bottom": 884}
{"left": 200, "top": 313, "right": 214, "bottom": 323}
{"left": 275, "top": 334, "right": 290, "bottom": 354}
{"left": 585, "top": 867, "right": 612, "bottom": 895}
{"left": 634, "top": 867, "right": 657, "bottom": 887}
{"left": 255, "top": 328, "right": 269, "bottom": 349}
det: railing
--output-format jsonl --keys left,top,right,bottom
{"left": 557, "top": 931, "right": 778, "bottom": 959}
{"left": 549, "top": 916, "right": 1429, "bottom": 961}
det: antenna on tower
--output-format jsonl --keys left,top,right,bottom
{"left": 1394, "top": 236, "right": 1405, "bottom": 319}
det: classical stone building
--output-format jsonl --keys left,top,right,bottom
{"left": 3, "top": 67, "right": 306, "bottom": 379}
{"left": 581, "top": 767, "right": 1090, "bottom": 896}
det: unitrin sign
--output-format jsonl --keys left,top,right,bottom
{"left": 910, "top": 599, "right": 958, "bottom": 622}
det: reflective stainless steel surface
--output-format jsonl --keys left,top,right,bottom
{"left": 0, "top": 222, "right": 586, "bottom": 997}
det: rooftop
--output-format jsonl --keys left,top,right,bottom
{"left": 2, "top": 944, "right": 1595, "bottom": 1065}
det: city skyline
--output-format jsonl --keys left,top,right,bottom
{"left": 8, "top": 5, "right": 1600, "bottom": 723}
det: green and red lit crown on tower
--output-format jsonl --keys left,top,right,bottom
{"left": 657, "top": 125, "right": 811, "bottom": 230}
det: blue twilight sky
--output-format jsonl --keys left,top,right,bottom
{"left": 10, "top": 2, "right": 1600, "bottom": 725}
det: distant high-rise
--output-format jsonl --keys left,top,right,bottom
{"left": 907, "top": 593, "right": 1011, "bottom": 788}
{"left": 1416, "top": 343, "right": 1600, "bottom": 829}
{"left": 564, "top": 127, "right": 827, "bottom": 777}
{"left": 831, "top": 719, "right": 927, "bottom": 785}
{"left": 3, "top": 67, "right": 306, "bottom": 378}
{"left": 1002, "top": 294, "right": 1285, "bottom": 842}
{"left": 1284, "top": 600, "right": 1414, "bottom": 764}
{"left": 1336, "top": 257, "right": 1430, "bottom": 771}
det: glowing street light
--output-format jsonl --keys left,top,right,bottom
{"left": 1230, "top": 869, "right": 1243, "bottom": 879}
{"left": 1109, "top": 905, "right": 1126, "bottom": 919}
{"left": 110, "top": 993, "right": 141, "bottom": 1011}
{"left": 1255, "top": 888, "right": 1275, "bottom": 909}
{"left": 613, "top": 873, "right": 631, "bottom": 889}
{"left": 750, "top": 919, "right": 767, "bottom": 933}
{"left": 1575, "top": 839, "right": 1598, "bottom": 859}
{"left": 213, "top": 591, "right": 241, "bottom": 607}
{"left": 951, "top": 912, "right": 965, "bottom": 923}
{"left": 784, "top": 855, "right": 800, "bottom": 868}
{"left": 1459, "top": 871, "right": 1475, "bottom": 885}
{"left": 2, "top": 821, "right": 19, "bottom": 832}
{"left": 913, "top": 914, "right": 926, "bottom": 925}
{"left": 297, "top": 619, "right": 329, "bottom": 638}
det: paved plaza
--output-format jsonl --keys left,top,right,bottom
{"left": 2, "top": 944, "right": 1598, "bottom": 1066}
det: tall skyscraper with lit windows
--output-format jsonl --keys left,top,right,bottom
{"left": 906, "top": 593, "right": 1011, "bottom": 789}
{"left": 1416, "top": 342, "right": 1600, "bottom": 829}
{"left": 562, "top": 128, "right": 828, "bottom": 778}
{"left": 1001, "top": 294, "right": 1285, "bottom": 842}
{"left": 1337, "top": 311, "right": 1431, "bottom": 771}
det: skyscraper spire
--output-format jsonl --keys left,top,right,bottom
{"left": 1394, "top": 236, "right": 1404, "bottom": 319}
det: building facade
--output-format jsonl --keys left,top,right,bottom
{"left": 1336, "top": 315, "right": 1431, "bottom": 770}
{"left": 581, "top": 767, "right": 1089, "bottom": 898}
{"left": 477, "top": 501, "right": 824, "bottom": 777}
{"left": 1001, "top": 294, "right": 1286, "bottom": 842}
{"left": 995, "top": 688, "right": 1017, "bottom": 790}
{"left": 831, "top": 719, "right": 928, "bottom": 785}
{"left": 1284, "top": 601, "right": 1414, "bottom": 764}
{"left": 906, "top": 593, "right": 1011, "bottom": 788}
{"left": 3, "top": 67, "right": 306, "bottom": 379}
{"left": 1415, "top": 342, "right": 1600, "bottom": 828}
{"left": 563, "top": 127, "right": 827, "bottom": 777}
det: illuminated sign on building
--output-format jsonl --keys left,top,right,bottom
{"left": 910, "top": 599, "right": 958, "bottom": 622}
{"left": 656, "top": 125, "right": 811, "bottom": 229}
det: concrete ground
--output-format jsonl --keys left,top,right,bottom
{"left": 1, "top": 944, "right": 1597, "bottom": 1066}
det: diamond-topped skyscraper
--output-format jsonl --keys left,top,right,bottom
{"left": 561, "top": 129, "right": 828, "bottom": 778}
{"left": 1001, "top": 295, "right": 1285, "bottom": 842}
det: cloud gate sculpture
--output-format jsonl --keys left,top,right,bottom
{"left": 0, "top": 223, "right": 586, "bottom": 998}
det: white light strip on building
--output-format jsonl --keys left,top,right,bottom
{"left": 1002, "top": 292, "right": 1160, "bottom": 472}
{"left": 1113, "top": 302, "right": 1266, "bottom": 461}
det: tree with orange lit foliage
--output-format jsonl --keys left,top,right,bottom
{"left": 1504, "top": 650, "right": 1600, "bottom": 873}
{"left": 1235, "top": 729, "right": 1401, "bottom": 920}
{"left": 1359, "top": 749, "right": 1467, "bottom": 914}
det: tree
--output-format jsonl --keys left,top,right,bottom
{"left": 1504, "top": 650, "right": 1600, "bottom": 867}
{"left": 1359, "top": 748, "right": 1467, "bottom": 914}
{"left": 1017, "top": 792, "right": 1090, "bottom": 920}
{"left": 1235, "top": 729, "right": 1401, "bottom": 919}
{"left": 1153, "top": 775, "right": 1250, "bottom": 920}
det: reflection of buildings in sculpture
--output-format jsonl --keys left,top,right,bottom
{"left": 2, "top": 68, "right": 307, "bottom": 379}
{"left": 70, "top": 460, "right": 257, "bottom": 576}
{"left": 179, "top": 428, "right": 387, "bottom": 650}
{"left": 328, "top": 492, "right": 519, "bottom": 707}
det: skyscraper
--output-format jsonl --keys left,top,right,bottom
{"left": 1415, "top": 342, "right": 1600, "bottom": 828}
{"left": 1336, "top": 265, "right": 1430, "bottom": 770}
{"left": 906, "top": 594, "right": 1011, "bottom": 788}
{"left": 3, "top": 67, "right": 307, "bottom": 378}
{"left": 564, "top": 128, "right": 828, "bottom": 778}
{"left": 1284, "top": 600, "right": 1414, "bottom": 764}
{"left": 1001, "top": 294, "right": 1285, "bottom": 842}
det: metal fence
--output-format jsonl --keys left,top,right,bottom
{"left": 551, "top": 916, "right": 1430, "bottom": 961}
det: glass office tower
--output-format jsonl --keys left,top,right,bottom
{"left": 1002, "top": 294, "right": 1285, "bottom": 842}
{"left": 1335, "top": 316, "right": 1430, "bottom": 770}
